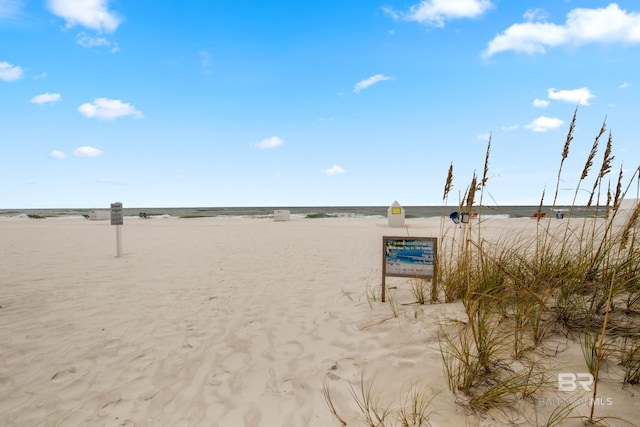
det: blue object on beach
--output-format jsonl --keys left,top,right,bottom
{"left": 449, "top": 211, "right": 460, "bottom": 224}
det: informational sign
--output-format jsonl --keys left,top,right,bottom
{"left": 110, "top": 202, "right": 123, "bottom": 226}
{"left": 381, "top": 236, "right": 437, "bottom": 302}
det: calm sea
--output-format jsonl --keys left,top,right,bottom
{"left": 0, "top": 205, "right": 603, "bottom": 219}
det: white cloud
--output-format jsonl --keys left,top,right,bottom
{"left": 477, "top": 133, "right": 491, "bottom": 141}
{"left": 50, "top": 149, "right": 66, "bottom": 160}
{"left": 548, "top": 87, "right": 595, "bottom": 105}
{"left": 78, "top": 98, "right": 143, "bottom": 120}
{"left": 77, "top": 33, "right": 110, "bottom": 48}
{"left": 523, "top": 8, "right": 548, "bottom": 22}
{"left": 501, "top": 124, "right": 519, "bottom": 131}
{"left": 255, "top": 136, "right": 283, "bottom": 149}
{"left": 324, "top": 165, "right": 346, "bottom": 176}
{"left": 353, "top": 74, "right": 391, "bottom": 93}
{"left": 199, "top": 51, "right": 212, "bottom": 67}
{"left": 0, "top": 0, "right": 23, "bottom": 18}
{"left": 384, "top": 0, "right": 493, "bottom": 27}
{"left": 30, "top": 93, "right": 61, "bottom": 105}
{"left": 0, "top": 61, "right": 23, "bottom": 81}
{"left": 620, "top": 81, "right": 632, "bottom": 88}
{"left": 525, "top": 116, "right": 564, "bottom": 132}
{"left": 48, "top": 0, "right": 121, "bottom": 32}
{"left": 533, "top": 98, "right": 549, "bottom": 108}
{"left": 484, "top": 3, "right": 640, "bottom": 57}
{"left": 74, "top": 146, "right": 103, "bottom": 158}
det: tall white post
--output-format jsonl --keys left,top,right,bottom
{"left": 116, "top": 224, "right": 122, "bottom": 258}
{"left": 111, "top": 202, "right": 124, "bottom": 258}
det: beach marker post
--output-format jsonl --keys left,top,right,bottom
{"left": 387, "top": 201, "right": 405, "bottom": 228}
{"left": 110, "top": 202, "right": 123, "bottom": 257}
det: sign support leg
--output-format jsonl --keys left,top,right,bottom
{"left": 381, "top": 276, "right": 386, "bottom": 302}
{"left": 116, "top": 224, "right": 122, "bottom": 258}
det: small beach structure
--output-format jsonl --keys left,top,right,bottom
{"left": 88, "top": 209, "right": 110, "bottom": 221}
{"left": 387, "top": 201, "right": 405, "bottom": 227}
{"left": 274, "top": 209, "right": 290, "bottom": 221}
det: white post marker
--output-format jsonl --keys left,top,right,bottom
{"left": 110, "top": 202, "right": 124, "bottom": 257}
{"left": 387, "top": 200, "right": 405, "bottom": 228}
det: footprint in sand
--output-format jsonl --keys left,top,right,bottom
{"left": 222, "top": 351, "right": 249, "bottom": 371}
{"left": 50, "top": 365, "right": 76, "bottom": 382}
{"left": 324, "top": 357, "right": 361, "bottom": 382}
{"left": 261, "top": 341, "right": 304, "bottom": 360}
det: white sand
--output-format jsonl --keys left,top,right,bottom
{"left": 1, "top": 215, "right": 638, "bottom": 426}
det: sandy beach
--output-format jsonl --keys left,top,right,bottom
{"left": 1, "top": 215, "right": 638, "bottom": 426}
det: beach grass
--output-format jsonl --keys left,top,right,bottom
{"left": 330, "top": 112, "right": 640, "bottom": 425}
{"left": 434, "top": 113, "right": 640, "bottom": 424}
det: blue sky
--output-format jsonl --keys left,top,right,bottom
{"left": 1, "top": 0, "right": 639, "bottom": 208}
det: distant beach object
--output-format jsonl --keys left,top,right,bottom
{"left": 450, "top": 211, "right": 471, "bottom": 224}
{"left": 88, "top": 209, "right": 110, "bottom": 221}
{"left": 27, "top": 214, "right": 45, "bottom": 219}
{"left": 111, "top": 202, "right": 123, "bottom": 258}
{"left": 449, "top": 211, "right": 459, "bottom": 224}
{"left": 532, "top": 212, "right": 546, "bottom": 219}
{"left": 387, "top": 201, "right": 405, "bottom": 227}
{"left": 274, "top": 210, "right": 290, "bottom": 221}
{"left": 139, "top": 212, "right": 149, "bottom": 219}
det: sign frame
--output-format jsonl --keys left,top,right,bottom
{"left": 381, "top": 236, "right": 437, "bottom": 302}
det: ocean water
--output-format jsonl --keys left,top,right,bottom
{"left": 0, "top": 205, "right": 604, "bottom": 220}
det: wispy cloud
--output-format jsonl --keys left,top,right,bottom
{"left": 78, "top": 98, "right": 143, "bottom": 120}
{"left": 484, "top": 3, "right": 640, "bottom": 57}
{"left": 384, "top": 0, "right": 493, "bottom": 27}
{"left": 620, "top": 81, "right": 632, "bottom": 89}
{"left": 548, "top": 87, "right": 595, "bottom": 106}
{"left": 76, "top": 33, "right": 118, "bottom": 51}
{"left": 50, "top": 149, "right": 66, "bottom": 160}
{"left": 353, "top": 74, "right": 391, "bottom": 93}
{"left": 501, "top": 124, "right": 519, "bottom": 131}
{"left": 97, "top": 177, "right": 124, "bottom": 185}
{"left": 523, "top": 8, "right": 548, "bottom": 22}
{"left": 74, "top": 146, "right": 103, "bottom": 158}
{"left": 254, "top": 136, "right": 283, "bottom": 149}
{"left": 0, "top": 0, "right": 23, "bottom": 19}
{"left": 476, "top": 133, "right": 491, "bottom": 141}
{"left": 30, "top": 93, "right": 62, "bottom": 105}
{"left": 0, "top": 61, "right": 23, "bottom": 81}
{"left": 48, "top": 0, "right": 121, "bottom": 33}
{"left": 324, "top": 165, "right": 346, "bottom": 176}
{"left": 533, "top": 98, "right": 549, "bottom": 108}
{"left": 525, "top": 116, "right": 564, "bottom": 132}
{"left": 199, "top": 50, "right": 213, "bottom": 74}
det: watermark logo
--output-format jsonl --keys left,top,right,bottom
{"left": 558, "top": 372, "right": 594, "bottom": 392}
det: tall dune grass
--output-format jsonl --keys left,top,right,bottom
{"left": 327, "top": 112, "right": 640, "bottom": 425}
{"left": 436, "top": 113, "right": 640, "bottom": 424}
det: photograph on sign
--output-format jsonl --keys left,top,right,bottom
{"left": 383, "top": 237, "right": 436, "bottom": 278}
